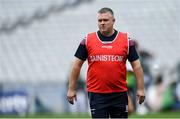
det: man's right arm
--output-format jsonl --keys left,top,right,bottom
{"left": 67, "top": 38, "right": 87, "bottom": 104}
{"left": 67, "top": 57, "right": 84, "bottom": 104}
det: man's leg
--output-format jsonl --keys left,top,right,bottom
{"left": 90, "top": 107, "right": 109, "bottom": 118}
{"left": 88, "top": 92, "right": 109, "bottom": 118}
{"left": 108, "top": 92, "right": 128, "bottom": 118}
{"left": 109, "top": 105, "right": 128, "bottom": 118}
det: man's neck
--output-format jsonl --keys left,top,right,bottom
{"left": 97, "top": 30, "right": 117, "bottom": 42}
{"left": 100, "top": 29, "right": 115, "bottom": 37}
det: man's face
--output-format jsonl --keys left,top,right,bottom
{"left": 97, "top": 12, "right": 115, "bottom": 35}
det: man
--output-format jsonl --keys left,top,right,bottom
{"left": 67, "top": 7, "right": 145, "bottom": 118}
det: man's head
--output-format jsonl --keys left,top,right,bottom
{"left": 97, "top": 7, "right": 115, "bottom": 36}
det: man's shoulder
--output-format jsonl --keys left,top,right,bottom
{"left": 87, "top": 31, "right": 96, "bottom": 35}
{"left": 129, "top": 38, "right": 138, "bottom": 47}
{"left": 85, "top": 32, "right": 97, "bottom": 38}
{"left": 118, "top": 31, "right": 128, "bottom": 35}
{"left": 116, "top": 31, "right": 138, "bottom": 46}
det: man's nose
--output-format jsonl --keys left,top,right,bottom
{"left": 100, "top": 21, "right": 105, "bottom": 25}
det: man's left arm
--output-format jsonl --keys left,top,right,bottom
{"left": 130, "top": 59, "right": 145, "bottom": 104}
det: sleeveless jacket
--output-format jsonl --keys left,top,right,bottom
{"left": 85, "top": 32, "right": 129, "bottom": 93}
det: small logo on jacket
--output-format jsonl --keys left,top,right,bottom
{"left": 101, "top": 45, "right": 112, "bottom": 49}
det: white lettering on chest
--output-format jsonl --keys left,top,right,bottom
{"left": 89, "top": 55, "right": 123, "bottom": 62}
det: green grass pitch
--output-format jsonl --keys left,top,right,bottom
{"left": 0, "top": 110, "right": 180, "bottom": 118}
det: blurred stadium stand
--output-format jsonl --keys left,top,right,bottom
{"left": 0, "top": 0, "right": 179, "bottom": 116}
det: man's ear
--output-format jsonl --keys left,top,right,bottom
{"left": 113, "top": 18, "right": 115, "bottom": 22}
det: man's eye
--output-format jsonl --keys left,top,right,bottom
{"left": 98, "top": 19, "right": 108, "bottom": 22}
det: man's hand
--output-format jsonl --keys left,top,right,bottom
{"left": 67, "top": 89, "right": 77, "bottom": 105}
{"left": 137, "top": 90, "right": 145, "bottom": 104}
